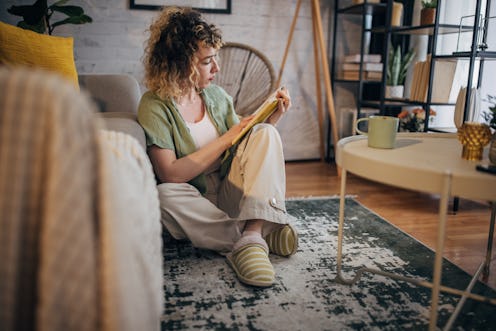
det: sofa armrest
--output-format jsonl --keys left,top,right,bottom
{"left": 99, "top": 112, "right": 146, "bottom": 151}
{"left": 79, "top": 73, "right": 146, "bottom": 150}
{"left": 79, "top": 74, "right": 141, "bottom": 114}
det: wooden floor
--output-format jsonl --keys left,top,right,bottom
{"left": 285, "top": 160, "right": 496, "bottom": 290}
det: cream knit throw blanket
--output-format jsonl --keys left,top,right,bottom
{"left": 98, "top": 129, "right": 163, "bottom": 331}
{"left": 0, "top": 68, "right": 162, "bottom": 331}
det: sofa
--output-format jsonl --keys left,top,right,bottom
{"left": 0, "top": 68, "right": 163, "bottom": 331}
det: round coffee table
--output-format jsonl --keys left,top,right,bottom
{"left": 335, "top": 132, "right": 496, "bottom": 330}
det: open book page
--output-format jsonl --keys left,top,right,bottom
{"left": 231, "top": 88, "right": 281, "bottom": 145}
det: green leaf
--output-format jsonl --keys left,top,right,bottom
{"left": 7, "top": 4, "right": 33, "bottom": 17}
{"left": 8, "top": 0, "right": 92, "bottom": 35}
{"left": 390, "top": 46, "right": 401, "bottom": 85}
{"left": 52, "top": 0, "right": 71, "bottom": 6}
{"left": 51, "top": 5, "right": 84, "bottom": 17}
{"left": 387, "top": 42, "right": 416, "bottom": 86}
{"left": 422, "top": 0, "right": 437, "bottom": 8}
{"left": 398, "top": 49, "right": 415, "bottom": 84}
{"left": 18, "top": 20, "right": 46, "bottom": 34}
{"left": 51, "top": 14, "right": 93, "bottom": 28}
{"left": 7, "top": 0, "right": 47, "bottom": 25}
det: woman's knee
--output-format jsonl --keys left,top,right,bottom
{"left": 251, "top": 123, "right": 282, "bottom": 144}
{"left": 157, "top": 182, "right": 200, "bottom": 203}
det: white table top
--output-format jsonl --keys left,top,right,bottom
{"left": 336, "top": 133, "right": 496, "bottom": 201}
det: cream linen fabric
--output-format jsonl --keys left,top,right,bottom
{"left": 0, "top": 68, "right": 99, "bottom": 331}
{"left": 158, "top": 123, "right": 293, "bottom": 253}
{"left": 0, "top": 68, "right": 162, "bottom": 331}
{"left": 98, "top": 130, "right": 163, "bottom": 331}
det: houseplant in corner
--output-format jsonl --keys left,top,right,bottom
{"left": 482, "top": 94, "right": 496, "bottom": 164}
{"left": 7, "top": 0, "right": 92, "bottom": 35}
{"left": 386, "top": 44, "right": 415, "bottom": 99}
{"left": 420, "top": 0, "right": 437, "bottom": 26}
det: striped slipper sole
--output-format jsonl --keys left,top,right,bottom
{"left": 226, "top": 243, "right": 275, "bottom": 287}
{"left": 265, "top": 224, "right": 298, "bottom": 257}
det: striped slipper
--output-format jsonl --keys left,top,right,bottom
{"left": 265, "top": 224, "right": 299, "bottom": 257}
{"left": 226, "top": 243, "right": 275, "bottom": 287}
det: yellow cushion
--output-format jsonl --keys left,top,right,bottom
{"left": 0, "top": 21, "right": 78, "bottom": 87}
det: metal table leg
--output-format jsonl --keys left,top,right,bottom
{"left": 334, "top": 171, "right": 495, "bottom": 330}
{"left": 444, "top": 201, "right": 496, "bottom": 330}
{"left": 483, "top": 202, "right": 495, "bottom": 279}
{"left": 429, "top": 172, "right": 452, "bottom": 330}
{"left": 335, "top": 169, "right": 347, "bottom": 282}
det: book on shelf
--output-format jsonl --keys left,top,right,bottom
{"left": 231, "top": 88, "right": 281, "bottom": 145}
{"left": 432, "top": 61, "right": 458, "bottom": 103}
{"left": 454, "top": 86, "right": 480, "bottom": 128}
{"left": 351, "top": 0, "right": 381, "bottom": 5}
{"left": 410, "top": 60, "right": 429, "bottom": 102}
{"left": 342, "top": 62, "right": 383, "bottom": 72}
{"left": 454, "top": 87, "right": 467, "bottom": 128}
{"left": 366, "top": 71, "right": 382, "bottom": 80}
{"left": 341, "top": 70, "right": 382, "bottom": 81}
{"left": 409, "top": 61, "right": 422, "bottom": 101}
{"left": 343, "top": 53, "right": 382, "bottom": 63}
{"left": 409, "top": 57, "right": 460, "bottom": 103}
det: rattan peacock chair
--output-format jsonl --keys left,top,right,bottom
{"left": 214, "top": 42, "right": 276, "bottom": 117}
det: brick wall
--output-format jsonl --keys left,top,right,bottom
{"left": 0, "top": 0, "right": 343, "bottom": 160}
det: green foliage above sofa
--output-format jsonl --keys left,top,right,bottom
{"left": 7, "top": 0, "right": 92, "bottom": 35}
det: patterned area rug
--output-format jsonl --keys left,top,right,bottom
{"left": 161, "top": 198, "right": 496, "bottom": 330}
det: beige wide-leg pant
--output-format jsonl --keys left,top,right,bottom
{"left": 157, "top": 124, "right": 293, "bottom": 253}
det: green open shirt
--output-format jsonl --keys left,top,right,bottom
{"left": 137, "top": 84, "right": 240, "bottom": 194}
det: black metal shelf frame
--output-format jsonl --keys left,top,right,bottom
{"left": 330, "top": 0, "right": 492, "bottom": 137}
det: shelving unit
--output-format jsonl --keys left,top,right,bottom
{"left": 330, "top": 0, "right": 402, "bottom": 131}
{"left": 330, "top": 0, "right": 494, "bottom": 140}
{"left": 412, "top": 0, "right": 494, "bottom": 131}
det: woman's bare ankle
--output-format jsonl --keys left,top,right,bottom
{"left": 243, "top": 219, "right": 264, "bottom": 234}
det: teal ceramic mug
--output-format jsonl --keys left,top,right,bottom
{"left": 355, "top": 116, "right": 399, "bottom": 149}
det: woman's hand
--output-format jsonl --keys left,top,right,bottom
{"left": 149, "top": 114, "right": 256, "bottom": 183}
{"left": 266, "top": 86, "right": 292, "bottom": 125}
{"left": 221, "top": 114, "right": 256, "bottom": 147}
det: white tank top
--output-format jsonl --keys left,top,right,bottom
{"left": 185, "top": 111, "right": 219, "bottom": 149}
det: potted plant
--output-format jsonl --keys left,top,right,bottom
{"left": 386, "top": 44, "right": 415, "bottom": 99}
{"left": 397, "top": 108, "right": 436, "bottom": 132}
{"left": 420, "top": 0, "right": 437, "bottom": 26}
{"left": 7, "top": 0, "right": 92, "bottom": 35}
{"left": 482, "top": 94, "right": 496, "bottom": 164}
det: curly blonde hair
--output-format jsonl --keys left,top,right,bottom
{"left": 143, "top": 7, "right": 223, "bottom": 99}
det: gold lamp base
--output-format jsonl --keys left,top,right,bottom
{"left": 457, "top": 122, "right": 492, "bottom": 161}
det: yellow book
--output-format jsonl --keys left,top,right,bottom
{"left": 231, "top": 88, "right": 281, "bottom": 145}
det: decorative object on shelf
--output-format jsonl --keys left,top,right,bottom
{"left": 391, "top": 1, "right": 404, "bottom": 27}
{"left": 397, "top": 108, "right": 436, "bottom": 132}
{"left": 385, "top": 85, "right": 404, "bottom": 99}
{"left": 7, "top": 0, "right": 92, "bottom": 35}
{"left": 482, "top": 95, "right": 496, "bottom": 164}
{"left": 457, "top": 122, "right": 492, "bottom": 161}
{"left": 420, "top": 0, "right": 437, "bottom": 26}
{"left": 456, "top": 14, "right": 491, "bottom": 53}
{"left": 386, "top": 44, "right": 415, "bottom": 99}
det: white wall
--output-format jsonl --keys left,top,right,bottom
{"left": 1, "top": 0, "right": 335, "bottom": 161}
